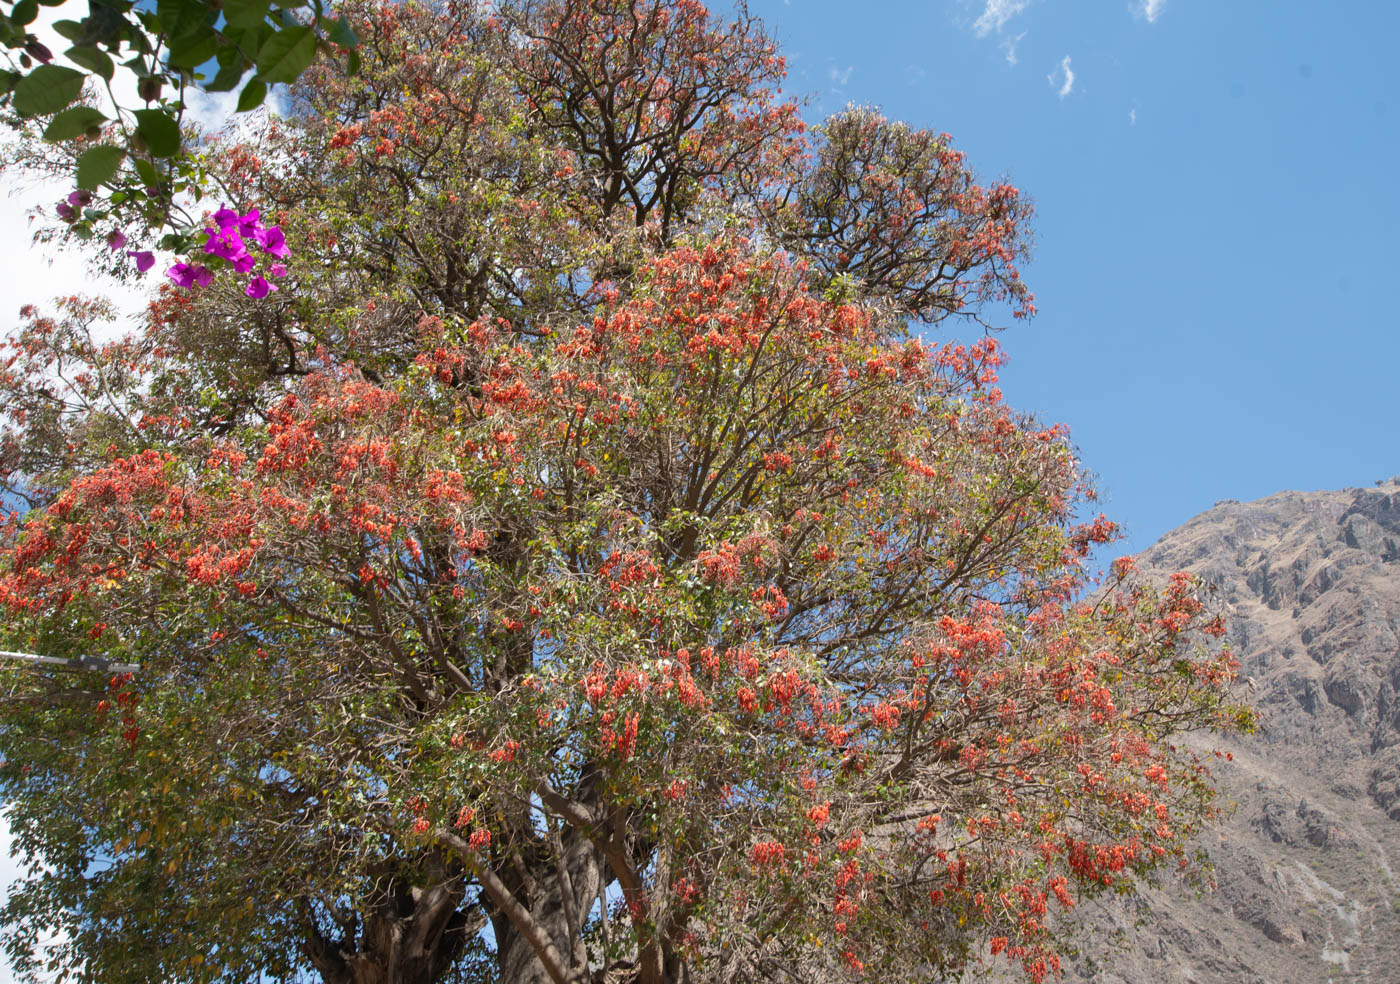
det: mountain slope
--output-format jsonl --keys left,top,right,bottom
{"left": 1053, "top": 481, "right": 1400, "bottom": 982}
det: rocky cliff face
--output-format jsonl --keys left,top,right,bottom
{"left": 1052, "top": 481, "right": 1400, "bottom": 982}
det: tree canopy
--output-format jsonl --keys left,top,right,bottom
{"left": 0, "top": 2, "right": 1249, "bottom": 983}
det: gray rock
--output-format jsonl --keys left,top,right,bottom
{"left": 988, "top": 486, "right": 1400, "bottom": 983}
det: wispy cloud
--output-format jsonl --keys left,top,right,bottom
{"left": 974, "top": 0, "right": 1029, "bottom": 38}
{"left": 828, "top": 64, "right": 854, "bottom": 89}
{"left": 1002, "top": 30, "right": 1027, "bottom": 66}
{"left": 1129, "top": 107, "right": 1138, "bottom": 125}
{"left": 1048, "top": 55, "right": 1075, "bottom": 98}
{"left": 1142, "top": 0, "right": 1166, "bottom": 22}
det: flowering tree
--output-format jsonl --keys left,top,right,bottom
{"left": 0, "top": 2, "right": 1249, "bottom": 983}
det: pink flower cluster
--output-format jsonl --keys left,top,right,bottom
{"left": 168, "top": 205, "right": 291, "bottom": 298}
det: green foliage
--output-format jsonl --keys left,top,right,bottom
{"left": 0, "top": 0, "right": 358, "bottom": 236}
{"left": 11, "top": 62, "right": 82, "bottom": 114}
{"left": 132, "top": 108, "right": 181, "bottom": 157}
{"left": 73, "top": 143, "right": 123, "bottom": 189}
{"left": 40, "top": 103, "right": 104, "bottom": 141}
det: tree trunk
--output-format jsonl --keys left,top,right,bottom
{"left": 491, "top": 825, "right": 605, "bottom": 984}
{"left": 303, "top": 853, "right": 483, "bottom": 984}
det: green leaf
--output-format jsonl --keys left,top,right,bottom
{"left": 12, "top": 0, "right": 39, "bottom": 27}
{"left": 155, "top": 0, "right": 212, "bottom": 41}
{"left": 12, "top": 64, "right": 85, "bottom": 117}
{"left": 75, "top": 145, "right": 125, "bottom": 190}
{"left": 224, "top": 21, "right": 273, "bottom": 58}
{"left": 346, "top": 48, "right": 360, "bottom": 77}
{"left": 205, "top": 60, "right": 246, "bottom": 93}
{"left": 167, "top": 33, "right": 219, "bottom": 69}
{"left": 235, "top": 77, "right": 266, "bottom": 112}
{"left": 82, "top": 4, "right": 130, "bottom": 46}
{"left": 42, "top": 105, "right": 107, "bottom": 142}
{"left": 134, "top": 157, "right": 160, "bottom": 187}
{"left": 64, "top": 45, "right": 115, "bottom": 82}
{"left": 155, "top": 0, "right": 219, "bottom": 69}
{"left": 134, "top": 109, "right": 181, "bottom": 158}
{"left": 254, "top": 25, "right": 314, "bottom": 85}
{"left": 326, "top": 15, "right": 358, "bottom": 49}
{"left": 222, "top": 0, "right": 272, "bottom": 31}
{"left": 50, "top": 19, "right": 85, "bottom": 41}
{"left": 133, "top": 10, "right": 162, "bottom": 39}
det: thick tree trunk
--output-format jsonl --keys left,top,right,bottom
{"left": 303, "top": 853, "right": 483, "bottom": 984}
{"left": 491, "top": 826, "right": 605, "bottom": 984}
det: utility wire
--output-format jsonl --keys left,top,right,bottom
{"left": 0, "top": 650, "right": 141, "bottom": 674}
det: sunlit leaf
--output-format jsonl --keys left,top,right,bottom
{"left": 42, "top": 105, "right": 107, "bottom": 142}
{"left": 254, "top": 25, "right": 315, "bottom": 85}
{"left": 134, "top": 109, "right": 182, "bottom": 158}
{"left": 12, "top": 64, "right": 84, "bottom": 116}
{"left": 75, "top": 144, "right": 125, "bottom": 190}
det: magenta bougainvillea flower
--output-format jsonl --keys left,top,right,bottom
{"left": 167, "top": 263, "right": 214, "bottom": 288}
{"left": 253, "top": 226, "right": 289, "bottom": 259}
{"left": 212, "top": 207, "right": 241, "bottom": 229}
{"left": 244, "top": 276, "right": 277, "bottom": 299}
{"left": 55, "top": 191, "right": 95, "bottom": 225}
{"left": 230, "top": 252, "right": 259, "bottom": 275}
{"left": 164, "top": 204, "right": 290, "bottom": 295}
{"left": 128, "top": 251, "right": 155, "bottom": 272}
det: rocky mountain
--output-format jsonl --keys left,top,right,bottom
{"left": 1050, "top": 480, "right": 1400, "bottom": 983}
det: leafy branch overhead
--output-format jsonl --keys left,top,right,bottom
{"left": 1, "top": 0, "right": 358, "bottom": 234}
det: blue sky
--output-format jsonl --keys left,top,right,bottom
{"left": 5, "top": 0, "right": 1394, "bottom": 559}
{"left": 751, "top": 0, "right": 1400, "bottom": 557}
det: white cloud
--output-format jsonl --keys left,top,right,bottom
{"left": 1002, "top": 30, "right": 1027, "bottom": 66}
{"left": 828, "top": 64, "right": 854, "bottom": 88}
{"left": 1048, "top": 55, "right": 1075, "bottom": 98}
{"left": 1129, "top": 107, "right": 1138, "bottom": 125}
{"left": 974, "top": 0, "right": 1029, "bottom": 38}
{"left": 1142, "top": 0, "right": 1166, "bottom": 22}
{"left": 0, "top": 173, "right": 151, "bottom": 338}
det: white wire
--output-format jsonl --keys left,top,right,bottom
{"left": 0, "top": 650, "right": 140, "bottom": 673}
